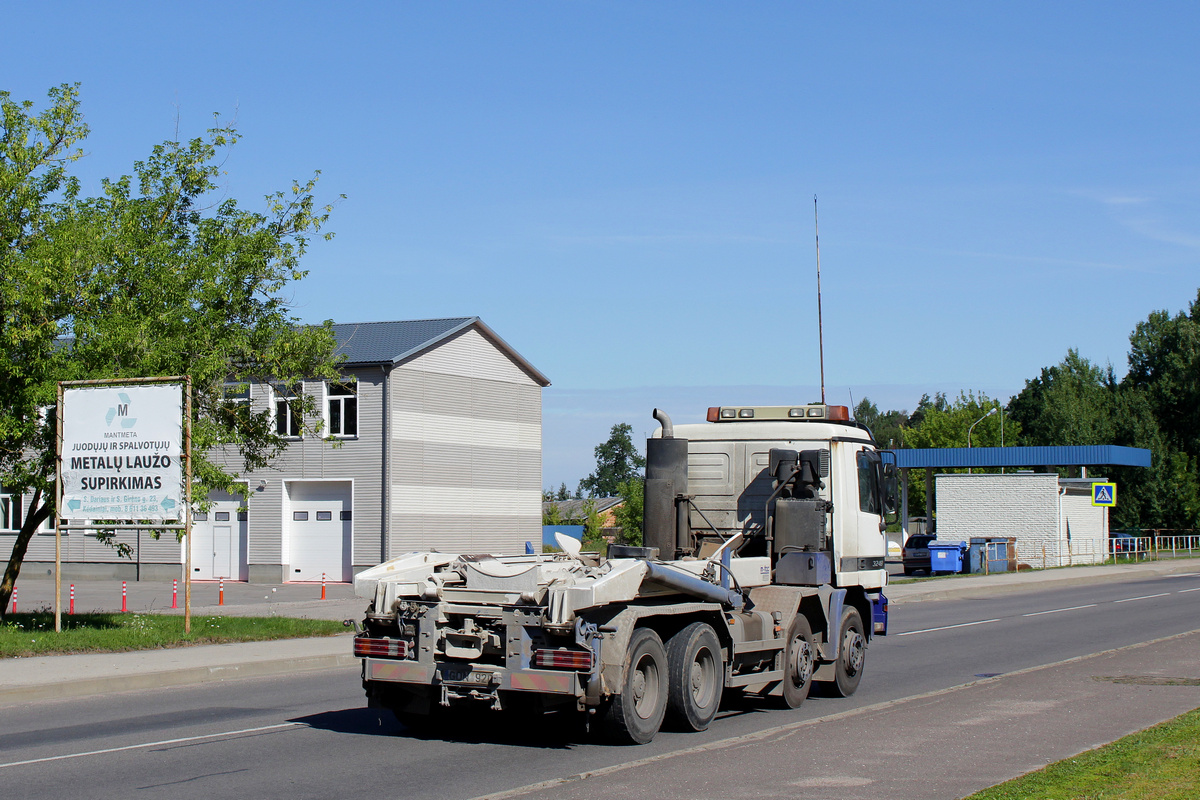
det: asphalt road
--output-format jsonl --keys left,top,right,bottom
{"left": 3, "top": 572, "right": 1199, "bottom": 800}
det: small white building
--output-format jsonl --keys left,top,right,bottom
{"left": 935, "top": 473, "right": 1109, "bottom": 568}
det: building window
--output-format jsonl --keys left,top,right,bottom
{"left": 316, "top": 511, "right": 332, "bottom": 521}
{"left": 327, "top": 381, "right": 357, "bottom": 437}
{"left": 1, "top": 495, "right": 14, "bottom": 531}
{"left": 222, "top": 382, "right": 251, "bottom": 426}
{"left": 215, "top": 512, "right": 230, "bottom": 522}
{"left": 293, "top": 511, "right": 309, "bottom": 521}
{"left": 274, "top": 383, "right": 302, "bottom": 438}
{"left": 193, "top": 512, "right": 209, "bottom": 522}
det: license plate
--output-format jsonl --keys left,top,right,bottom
{"left": 439, "top": 666, "right": 471, "bottom": 682}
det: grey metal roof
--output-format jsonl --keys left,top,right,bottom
{"left": 892, "top": 445, "right": 1151, "bottom": 470}
{"left": 331, "top": 317, "right": 550, "bottom": 386}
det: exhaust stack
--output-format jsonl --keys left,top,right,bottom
{"left": 644, "top": 408, "right": 690, "bottom": 559}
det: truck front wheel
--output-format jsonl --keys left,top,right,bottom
{"left": 607, "top": 627, "right": 668, "bottom": 744}
{"left": 665, "top": 622, "right": 723, "bottom": 731}
{"left": 780, "top": 614, "right": 815, "bottom": 708}
{"left": 828, "top": 607, "right": 866, "bottom": 697}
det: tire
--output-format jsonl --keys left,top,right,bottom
{"left": 779, "top": 614, "right": 815, "bottom": 709}
{"left": 666, "top": 622, "right": 724, "bottom": 731}
{"left": 607, "top": 627, "right": 669, "bottom": 744}
{"left": 828, "top": 606, "right": 866, "bottom": 698}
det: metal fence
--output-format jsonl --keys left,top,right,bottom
{"left": 1107, "top": 530, "right": 1200, "bottom": 562}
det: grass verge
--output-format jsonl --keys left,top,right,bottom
{"left": 964, "top": 707, "right": 1200, "bottom": 800}
{"left": 0, "top": 612, "right": 345, "bottom": 658}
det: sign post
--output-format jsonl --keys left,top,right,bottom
{"left": 56, "top": 377, "right": 190, "bottom": 632}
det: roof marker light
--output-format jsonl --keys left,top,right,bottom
{"left": 738, "top": 408, "right": 754, "bottom": 418}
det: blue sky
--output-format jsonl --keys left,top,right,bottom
{"left": 6, "top": 2, "right": 1199, "bottom": 490}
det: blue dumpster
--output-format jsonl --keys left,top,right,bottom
{"left": 928, "top": 541, "right": 966, "bottom": 574}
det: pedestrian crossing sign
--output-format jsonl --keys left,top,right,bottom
{"left": 1092, "top": 482, "right": 1117, "bottom": 507}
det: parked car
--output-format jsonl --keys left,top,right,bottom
{"left": 1109, "top": 531, "right": 1140, "bottom": 554}
{"left": 902, "top": 533, "right": 936, "bottom": 575}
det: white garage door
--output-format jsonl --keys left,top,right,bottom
{"left": 188, "top": 498, "right": 247, "bottom": 580}
{"left": 286, "top": 481, "right": 352, "bottom": 582}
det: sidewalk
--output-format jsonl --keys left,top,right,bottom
{"left": 2, "top": 557, "right": 1198, "bottom": 708}
{"left": 885, "top": 556, "right": 1200, "bottom": 604}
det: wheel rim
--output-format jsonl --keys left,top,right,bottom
{"left": 843, "top": 628, "right": 865, "bottom": 675}
{"left": 632, "top": 652, "right": 661, "bottom": 719}
{"left": 689, "top": 646, "right": 718, "bottom": 708}
{"left": 789, "top": 633, "right": 813, "bottom": 686}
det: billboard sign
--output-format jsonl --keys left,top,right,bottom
{"left": 60, "top": 384, "right": 183, "bottom": 520}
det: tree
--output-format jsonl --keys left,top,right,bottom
{"left": 555, "top": 482, "right": 570, "bottom": 501}
{"left": 613, "top": 477, "right": 644, "bottom": 546}
{"left": 578, "top": 422, "right": 645, "bottom": 498}
{"left": 0, "top": 85, "right": 342, "bottom": 617}
{"left": 579, "top": 499, "right": 607, "bottom": 552}
{"left": 1007, "top": 349, "right": 1117, "bottom": 448}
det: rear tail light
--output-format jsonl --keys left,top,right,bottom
{"left": 354, "top": 636, "right": 408, "bottom": 659}
{"left": 533, "top": 648, "right": 593, "bottom": 670}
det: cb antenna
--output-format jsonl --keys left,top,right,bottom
{"left": 814, "top": 195, "right": 826, "bottom": 404}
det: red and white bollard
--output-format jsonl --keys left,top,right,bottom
{"left": 172, "top": 579, "right": 178, "bottom": 610}
{"left": 121, "top": 581, "right": 127, "bottom": 613}
{"left": 69, "top": 584, "right": 75, "bottom": 616}
{"left": 219, "top": 578, "right": 224, "bottom": 606}
{"left": 321, "top": 572, "right": 327, "bottom": 600}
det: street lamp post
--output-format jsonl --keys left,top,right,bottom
{"left": 967, "top": 407, "right": 998, "bottom": 474}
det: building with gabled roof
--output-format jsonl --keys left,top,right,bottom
{"left": 3, "top": 317, "right": 550, "bottom": 583}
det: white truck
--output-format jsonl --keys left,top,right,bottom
{"left": 353, "top": 404, "right": 898, "bottom": 743}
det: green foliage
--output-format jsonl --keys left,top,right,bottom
{"left": 614, "top": 477, "right": 644, "bottom": 546}
{"left": 541, "top": 501, "right": 564, "bottom": 526}
{"left": 902, "top": 391, "right": 1012, "bottom": 450}
{"left": 853, "top": 398, "right": 910, "bottom": 449}
{"left": 578, "top": 422, "right": 645, "bottom": 498}
{"left": 0, "top": 612, "right": 343, "bottom": 657}
{"left": 965, "top": 706, "right": 1200, "bottom": 800}
{"left": 580, "top": 499, "right": 607, "bottom": 550}
{"left": 0, "top": 85, "right": 342, "bottom": 617}
{"left": 1008, "top": 349, "right": 1117, "bottom": 447}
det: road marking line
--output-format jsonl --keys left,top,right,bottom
{"left": 0, "top": 722, "right": 303, "bottom": 770}
{"left": 466, "top": 629, "right": 1200, "bottom": 800}
{"left": 1178, "top": 587, "right": 1200, "bottom": 593}
{"left": 896, "top": 619, "right": 1000, "bottom": 636}
{"left": 1113, "top": 593, "right": 1171, "bottom": 603}
{"left": 1023, "top": 604, "right": 1098, "bottom": 617}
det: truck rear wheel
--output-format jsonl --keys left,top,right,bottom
{"left": 607, "top": 627, "right": 668, "bottom": 744}
{"left": 828, "top": 606, "right": 865, "bottom": 698}
{"left": 665, "top": 622, "right": 723, "bottom": 731}
{"left": 780, "top": 614, "right": 815, "bottom": 708}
